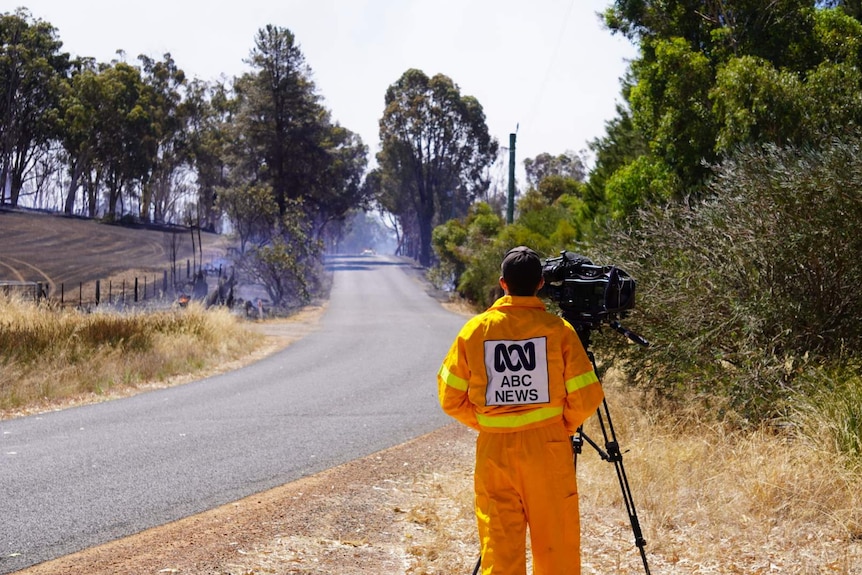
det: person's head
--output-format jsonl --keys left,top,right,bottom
{"left": 500, "top": 246, "right": 544, "bottom": 296}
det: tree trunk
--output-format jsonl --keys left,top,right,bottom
{"left": 64, "top": 162, "right": 83, "bottom": 215}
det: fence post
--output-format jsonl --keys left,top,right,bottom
{"left": 134, "top": 277, "right": 139, "bottom": 303}
{"left": 95, "top": 280, "right": 101, "bottom": 306}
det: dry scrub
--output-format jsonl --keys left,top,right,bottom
{"left": 0, "top": 296, "right": 262, "bottom": 416}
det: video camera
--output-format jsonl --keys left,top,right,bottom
{"left": 540, "top": 251, "right": 636, "bottom": 329}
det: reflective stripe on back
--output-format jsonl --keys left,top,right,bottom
{"left": 476, "top": 406, "right": 563, "bottom": 429}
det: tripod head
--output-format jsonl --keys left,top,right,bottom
{"left": 563, "top": 312, "right": 650, "bottom": 352}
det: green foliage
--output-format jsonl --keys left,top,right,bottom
{"left": 83, "top": 60, "right": 158, "bottom": 218}
{"left": 813, "top": 5, "right": 862, "bottom": 65}
{"left": 629, "top": 36, "right": 716, "bottom": 191}
{"left": 712, "top": 56, "right": 805, "bottom": 151}
{"left": 232, "top": 25, "right": 370, "bottom": 231}
{"left": 0, "top": 8, "right": 69, "bottom": 206}
{"left": 535, "top": 174, "right": 584, "bottom": 204}
{"left": 216, "top": 183, "right": 280, "bottom": 252}
{"left": 431, "top": 192, "right": 594, "bottom": 309}
{"left": 238, "top": 197, "right": 323, "bottom": 307}
{"left": 605, "top": 1, "right": 821, "bottom": 70}
{"left": 523, "top": 151, "right": 586, "bottom": 189}
{"left": 244, "top": 239, "right": 309, "bottom": 306}
{"left": 376, "top": 69, "right": 498, "bottom": 266}
{"left": 138, "top": 53, "right": 189, "bottom": 223}
{"left": 603, "top": 155, "right": 678, "bottom": 218}
{"left": 183, "top": 78, "right": 234, "bottom": 229}
{"left": 591, "top": 138, "right": 862, "bottom": 423}
{"left": 712, "top": 53, "right": 862, "bottom": 152}
{"left": 586, "top": 102, "right": 649, "bottom": 222}
{"left": 596, "top": 4, "right": 862, "bottom": 208}
{"left": 431, "top": 202, "right": 503, "bottom": 302}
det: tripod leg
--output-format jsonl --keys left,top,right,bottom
{"left": 583, "top": 351, "right": 652, "bottom": 575}
{"left": 472, "top": 556, "right": 481, "bottom": 575}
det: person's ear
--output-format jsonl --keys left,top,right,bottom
{"left": 499, "top": 277, "right": 508, "bottom": 294}
{"left": 535, "top": 277, "right": 544, "bottom": 294}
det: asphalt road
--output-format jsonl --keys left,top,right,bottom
{"left": 0, "top": 254, "right": 467, "bottom": 574}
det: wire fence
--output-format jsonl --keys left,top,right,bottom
{"left": 3, "top": 258, "right": 231, "bottom": 311}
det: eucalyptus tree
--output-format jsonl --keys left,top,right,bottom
{"left": 59, "top": 57, "right": 99, "bottom": 215}
{"left": 62, "top": 53, "right": 192, "bottom": 221}
{"left": 232, "top": 24, "right": 369, "bottom": 234}
{"left": 0, "top": 8, "right": 69, "bottom": 206}
{"left": 91, "top": 59, "right": 156, "bottom": 219}
{"left": 312, "top": 124, "right": 369, "bottom": 235}
{"left": 138, "top": 53, "right": 189, "bottom": 223}
{"left": 523, "top": 151, "right": 587, "bottom": 190}
{"left": 376, "top": 68, "right": 498, "bottom": 267}
{"left": 593, "top": 1, "right": 862, "bottom": 203}
{"left": 185, "top": 78, "right": 234, "bottom": 230}
{"left": 603, "top": 0, "right": 821, "bottom": 69}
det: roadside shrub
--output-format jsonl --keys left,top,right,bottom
{"left": 592, "top": 138, "right": 862, "bottom": 423}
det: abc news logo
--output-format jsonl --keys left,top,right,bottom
{"left": 486, "top": 338, "right": 549, "bottom": 405}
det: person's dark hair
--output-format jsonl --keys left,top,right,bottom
{"left": 501, "top": 246, "right": 543, "bottom": 296}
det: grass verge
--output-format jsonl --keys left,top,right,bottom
{"left": 0, "top": 296, "right": 263, "bottom": 417}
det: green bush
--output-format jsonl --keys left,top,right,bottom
{"left": 592, "top": 139, "right": 862, "bottom": 423}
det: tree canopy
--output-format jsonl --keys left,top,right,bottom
{"left": 594, "top": 1, "right": 862, "bottom": 203}
{"left": 0, "top": 8, "right": 68, "bottom": 206}
{"left": 374, "top": 69, "right": 498, "bottom": 267}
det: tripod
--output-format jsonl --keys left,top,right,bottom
{"left": 571, "top": 319, "right": 651, "bottom": 575}
{"left": 470, "top": 318, "right": 651, "bottom": 575}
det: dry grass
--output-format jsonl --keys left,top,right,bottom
{"left": 0, "top": 295, "right": 262, "bottom": 416}
{"left": 577, "top": 381, "right": 862, "bottom": 574}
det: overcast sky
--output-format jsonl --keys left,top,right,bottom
{"left": 17, "top": 0, "right": 637, "bottom": 182}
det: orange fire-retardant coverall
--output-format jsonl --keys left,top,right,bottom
{"left": 437, "top": 294, "right": 603, "bottom": 575}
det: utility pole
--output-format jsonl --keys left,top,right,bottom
{"left": 506, "top": 132, "right": 516, "bottom": 224}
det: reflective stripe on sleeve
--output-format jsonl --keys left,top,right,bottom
{"left": 476, "top": 406, "right": 563, "bottom": 429}
{"left": 439, "top": 364, "right": 469, "bottom": 391}
{"left": 565, "top": 371, "right": 599, "bottom": 394}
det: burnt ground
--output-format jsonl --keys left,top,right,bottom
{"left": 0, "top": 208, "right": 228, "bottom": 301}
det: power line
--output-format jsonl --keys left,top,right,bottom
{"left": 522, "top": 0, "right": 577, "bottom": 139}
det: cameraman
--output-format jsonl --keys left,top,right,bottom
{"left": 437, "top": 246, "right": 603, "bottom": 575}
